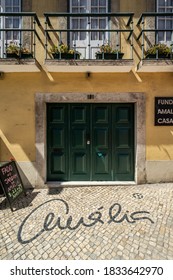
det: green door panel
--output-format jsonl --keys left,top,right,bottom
{"left": 70, "top": 104, "right": 90, "bottom": 180}
{"left": 92, "top": 104, "right": 112, "bottom": 180}
{"left": 47, "top": 104, "right": 68, "bottom": 181}
{"left": 113, "top": 104, "right": 134, "bottom": 181}
{"left": 47, "top": 103, "right": 134, "bottom": 181}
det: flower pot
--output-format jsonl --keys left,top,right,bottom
{"left": 96, "top": 52, "right": 124, "bottom": 60}
{"left": 20, "top": 53, "right": 33, "bottom": 59}
{"left": 146, "top": 53, "right": 171, "bottom": 59}
{"left": 52, "top": 53, "right": 80, "bottom": 59}
{"left": 6, "top": 53, "right": 19, "bottom": 58}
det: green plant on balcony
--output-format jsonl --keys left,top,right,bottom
{"left": 96, "top": 44, "right": 124, "bottom": 60}
{"left": 6, "top": 42, "right": 33, "bottom": 59}
{"left": 6, "top": 42, "right": 19, "bottom": 58}
{"left": 50, "top": 43, "right": 81, "bottom": 59}
{"left": 19, "top": 47, "right": 33, "bottom": 58}
{"left": 145, "top": 44, "right": 172, "bottom": 59}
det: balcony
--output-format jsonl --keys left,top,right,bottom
{"left": 136, "top": 12, "right": 173, "bottom": 72}
{"left": 0, "top": 12, "right": 41, "bottom": 72}
{"left": 44, "top": 12, "right": 134, "bottom": 73}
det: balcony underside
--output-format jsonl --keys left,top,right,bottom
{"left": 44, "top": 59, "right": 133, "bottom": 73}
{"left": 0, "top": 58, "right": 40, "bottom": 72}
{"left": 137, "top": 59, "right": 173, "bottom": 72}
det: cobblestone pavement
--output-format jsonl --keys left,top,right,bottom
{"left": 0, "top": 183, "right": 173, "bottom": 260}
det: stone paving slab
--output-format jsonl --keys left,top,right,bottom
{"left": 0, "top": 183, "right": 173, "bottom": 260}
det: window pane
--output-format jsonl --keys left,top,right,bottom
{"left": 99, "top": 18, "right": 106, "bottom": 29}
{"left": 158, "top": 31, "right": 164, "bottom": 41}
{"left": 99, "top": 8, "right": 106, "bottom": 13}
{"left": 166, "top": 20, "right": 172, "bottom": 28}
{"left": 72, "top": 31, "right": 79, "bottom": 41}
{"left": 91, "top": 7, "right": 98, "bottom": 13}
{"left": 166, "top": 32, "right": 171, "bottom": 40}
{"left": 72, "top": 19, "right": 78, "bottom": 29}
{"left": 13, "top": 7, "right": 20, "bottom": 12}
{"left": 158, "top": 8, "right": 165, "bottom": 12}
{"left": 6, "top": 31, "right": 12, "bottom": 40}
{"left": 14, "top": 0, "right": 20, "bottom": 5}
{"left": 5, "top": 18, "right": 13, "bottom": 28}
{"left": 99, "top": 0, "right": 106, "bottom": 6}
{"left": 80, "top": 7, "right": 86, "bottom": 13}
{"left": 159, "top": 0, "right": 166, "bottom": 6}
{"left": 72, "top": 8, "right": 78, "bottom": 13}
{"left": 80, "top": 0, "right": 87, "bottom": 6}
{"left": 13, "top": 30, "right": 19, "bottom": 40}
{"left": 158, "top": 19, "right": 165, "bottom": 28}
{"left": 167, "top": 8, "right": 173, "bottom": 12}
{"left": 5, "top": 7, "right": 12, "bottom": 12}
{"left": 91, "top": 19, "right": 98, "bottom": 29}
{"left": 80, "top": 19, "right": 87, "bottom": 39}
{"left": 13, "top": 18, "right": 20, "bottom": 28}
{"left": 6, "top": 0, "right": 12, "bottom": 6}
{"left": 80, "top": 18, "right": 87, "bottom": 29}
{"left": 167, "top": 0, "right": 173, "bottom": 6}
{"left": 92, "top": 0, "right": 98, "bottom": 5}
{"left": 72, "top": 0, "right": 78, "bottom": 5}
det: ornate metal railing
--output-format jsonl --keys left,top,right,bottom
{"left": 0, "top": 12, "right": 41, "bottom": 59}
{"left": 44, "top": 12, "right": 134, "bottom": 60}
{"left": 137, "top": 13, "right": 173, "bottom": 59}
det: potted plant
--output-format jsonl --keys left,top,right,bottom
{"left": 6, "top": 42, "right": 33, "bottom": 59}
{"left": 50, "top": 43, "right": 81, "bottom": 59}
{"left": 6, "top": 42, "right": 19, "bottom": 58}
{"left": 145, "top": 44, "right": 172, "bottom": 59}
{"left": 19, "top": 47, "right": 33, "bottom": 59}
{"left": 96, "top": 44, "right": 124, "bottom": 60}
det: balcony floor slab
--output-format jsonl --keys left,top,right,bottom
{"left": 44, "top": 59, "right": 134, "bottom": 73}
{"left": 137, "top": 59, "right": 173, "bottom": 72}
{"left": 0, "top": 58, "right": 40, "bottom": 72}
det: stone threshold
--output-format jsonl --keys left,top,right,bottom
{"left": 47, "top": 181, "right": 136, "bottom": 188}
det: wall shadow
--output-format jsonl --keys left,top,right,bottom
{"left": 0, "top": 189, "right": 40, "bottom": 211}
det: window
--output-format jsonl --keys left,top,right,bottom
{"left": 157, "top": 0, "right": 173, "bottom": 43}
{"left": 70, "top": 0, "right": 108, "bottom": 58}
{"left": 0, "top": 0, "right": 21, "bottom": 57}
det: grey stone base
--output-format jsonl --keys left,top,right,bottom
{"left": 146, "top": 161, "right": 173, "bottom": 183}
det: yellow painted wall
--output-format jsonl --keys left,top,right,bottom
{"left": 0, "top": 71, "right": 173, "bottom": 162}
{"left": 0, "top": 0, "right": 173, "bottom": 173}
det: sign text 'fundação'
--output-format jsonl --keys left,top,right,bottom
{"left": 155, "top": 97, "right": 173, "bottom": 125}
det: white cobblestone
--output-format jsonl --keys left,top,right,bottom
{"left": 0, "top": 183, "right": 173, "bottom": 260}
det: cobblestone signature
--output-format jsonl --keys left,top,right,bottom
{"left": 18, "top": 199, "right": 154, "bottom": 244}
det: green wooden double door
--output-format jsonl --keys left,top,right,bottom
{"left": 47, "top": 103, "right": 134, "bottom": 181}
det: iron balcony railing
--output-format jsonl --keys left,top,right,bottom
{"left": 0, "top": 12, "right": 41, "bottom": 59}
{"left": 137, "top": 13, "right": 173, "bottom": 59}
{"left": 44, "top": 12, "right": 134, "bottom": 60}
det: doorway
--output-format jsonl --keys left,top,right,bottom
{"left": 47, "top": 103, "right": 134, "bottom": 181}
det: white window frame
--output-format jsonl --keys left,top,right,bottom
{"left": 70, "top": 0, "right": 109, "bottom": 59}
{"left": 156, "top": 0, "right": 173, "bottom": 45}
{"left": 0, "top": 0, "right": 21, "bottom": 57}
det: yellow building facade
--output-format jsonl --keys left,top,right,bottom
{"left": 0, "top": 0, "right": 173, "bottom": 187}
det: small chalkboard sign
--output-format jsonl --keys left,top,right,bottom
{"left": 0, "top": 161, "right": 25, "bottom": 211}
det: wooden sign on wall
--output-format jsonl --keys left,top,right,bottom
{"left": 155, "top": 97, "right": 173, "bottom": 126}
